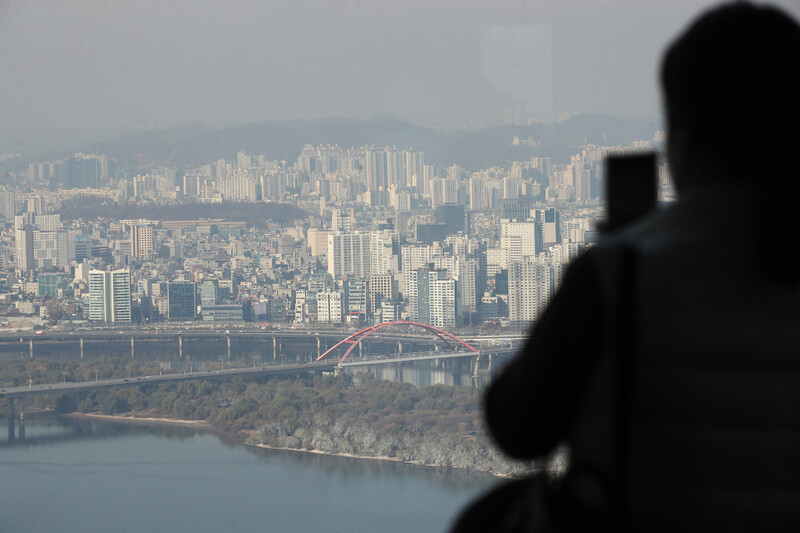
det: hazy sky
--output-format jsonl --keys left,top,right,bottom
{"left": 1, "top": 0, "right": 798, "bottom": 143}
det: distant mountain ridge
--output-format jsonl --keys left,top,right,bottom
{"left": 7, "top": 114, "right": 662, "bottom": 173}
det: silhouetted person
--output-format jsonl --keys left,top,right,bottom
{"left": 452, "top": 2, "right": 800, "bottom": 531}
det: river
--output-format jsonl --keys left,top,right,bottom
{"left": 0, "top": 414, "right": 497, "bottom": 533}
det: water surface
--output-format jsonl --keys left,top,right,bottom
{"left": 0, "top": 415, "right": 496, "bottom": 533}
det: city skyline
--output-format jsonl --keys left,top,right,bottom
{"left": 4, "top": 0, "right": 798, "bottom": 154}
{"left": 0, "top": 128, "right": 669, "bottom": 332}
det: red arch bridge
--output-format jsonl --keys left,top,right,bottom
{"left": 316, "top": 320, "right": 480, "bottom": 365}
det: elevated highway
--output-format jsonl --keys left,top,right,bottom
{"left": 1, "top": 322, "right": 524, "bottom": 441}
{"left": 0, "top": 327, "right": 468, "bottom": 362}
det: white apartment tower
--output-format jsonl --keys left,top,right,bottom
{"left": 89, "top": 269, "right": 131, "bottom": 323}
{"left": 15, "top": 213, "right": 77, "bottom": 271}
{"left": 508, "top": 260, "right": 553, "bottom": 326}
{"left": 501, "top": 219, "right": 543, "bottom": 263}
{"left": 327, "top": 233, "right": 372, "bottom": 278}
{"left": 327, "top": 231, "right": 398, "bottom": 279}
{"left": 317, "top": 291, "right": 343, "bottom": 324}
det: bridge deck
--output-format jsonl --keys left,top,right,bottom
{"left": 0, "top": 361, "right": 337, "bottom": 399}
{"left": 1, "top": 345, "right": 520, "bottom": 400}
{"left": 338, "top": 348, "right": 516, "bottom": 367}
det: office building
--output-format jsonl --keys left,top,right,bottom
{"left": 343, "top": 276, "right": 369, "bottom": 322}
{"left": 369, "top": 274, "right": 394, "bottom": 317}
{"left": 415, "top": 223, "right": 447, "bottom": 245}
{"left": 434, "top": 204, "right": 468, "bottom": 236}
{"left": 540, "top": 208, "right": 561, "bottom": 245}
{"left": 200, "top": 280, "right": 218, "bottom": 308}
{"left": 168, "top": 282, "right": 197, "bottom": 320}
{"left": 202, "top": 305, "right": 245, "bottom": 322}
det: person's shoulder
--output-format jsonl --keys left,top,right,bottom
{"left": 621, "top": 201, "right": 684, "bottom": 241}
{"left": 593, "top": 200, "right": 694, "bottom": 258}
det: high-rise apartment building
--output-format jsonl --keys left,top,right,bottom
{"left": 508, "top": 260, "right": 552, "bottom": 326}
{"left": 14, "top": 217, "right": 34, "bottom": 272}
{"left": 501, "top": 219, "right": 543, "bottom": 263}
{"left": 89, "top": 269, "right": 131, "bottom": 323}
{"left": 130, "top": 224, "right": 154, "bottom": 259}
{"left": 403, "top": 150, "right": 424, "bottom": 188}
{"left": 327, "top": 231, "right": 398, "bottom": 279}
{"left": 370, "top": 230, "right": 399, "bottom": 275}
{"left": 15, "top": 214, "right": 77, "bottom": 271}
{"left": 401, "top": 244, "right": 433, "bottom": 273}
{"left": 328, "top": 233, "right": 371, "bottom": 278}
{"left": 469, "top": 177, "right": 487, "bottom": 210}
{"left": 0, "top": 190, "right": 17, "bottom": 219}
{"left": 406, "top": 268, "right": 460, "bottom": 328}
{"left": 428, "top": 273, "right": 459, "bottom": 329}
{"left": 455, "top": 256, "right": 479, "bottom": 319}
{"left": 365, "top": 147, "right": 387, "bottom": 191}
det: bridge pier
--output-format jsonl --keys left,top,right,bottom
{"left": 29, "top": 340, "right": 34, "bottom": 358}
{"left": 80, "top": 338, "right": 84, "bottom": 360}
{"left": 7, "top": 397, "right": 14, "bottom": 441}
{"left": 316, "top": 336, "right": 321, "bottom": 358}
{"left": 398, "top": 342, "right": 403, "bottom": 354}
{"left": 227, "top": 337, "right": 231, "bottom": 360}
{"left": 179, "top": 336, "right": 183, "bottom": 359}
{"left": 18, "top": 398, "right": 25, "bottom": 441}
{"left": 272, "top": 337, "right": 277, "bottom": 360}
{"left": 131, "top": 337, "right": 135, "bottom": 359}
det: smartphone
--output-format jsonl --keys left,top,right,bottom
{"left": 603, "top": 152, "right": 657, "bottom": 232}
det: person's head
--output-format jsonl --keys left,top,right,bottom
{"left": 661, "top": 2, "right": 800, "bottom": 192}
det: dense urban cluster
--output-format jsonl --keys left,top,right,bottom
{"left": 0, "top": 135, "right": 669, "bottom": 333}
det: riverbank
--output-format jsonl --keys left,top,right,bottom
{"left": 67, "top": 412, "right": 211, "bottom": 429}
{"left": 58, "top": 411, "right": 524, "bottom": 478}
{"left": 249, "top": 443, "right": 519, "bottom": 479}
{"left": 17, "top": 370, "right": 535, "bottom": 477}
{"left": 251, "top": 442, "right": 405, "bottom": 464}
